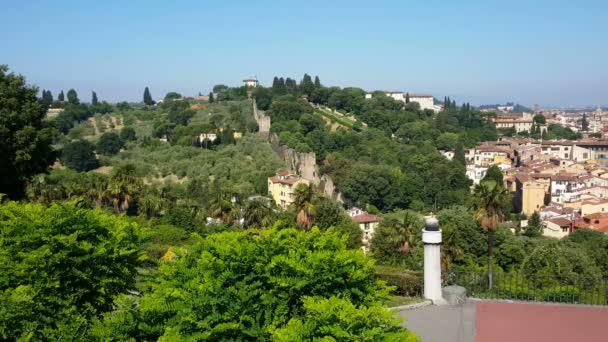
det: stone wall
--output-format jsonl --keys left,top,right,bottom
{"left": 269, "top": 133, "right": 344, "bottom": 203}
{"left": 252, "top": 100, "right": 344, "bottom": 203}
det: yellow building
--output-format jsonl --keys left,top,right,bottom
{"left": 268, "top": 171, "right": 310, "bottom": 208}
{"left": 515, "top": 174, "right": 548, "bottom": 216}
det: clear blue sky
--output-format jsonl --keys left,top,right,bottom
{"left": 2, "top": 0, "right": 607, "bottom": 107}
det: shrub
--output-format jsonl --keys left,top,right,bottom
{"left": 376, "top": 266, "right": 423, "bottom": 296}
{"left": 61, "top": 139, "right": 98, "bottom": 171}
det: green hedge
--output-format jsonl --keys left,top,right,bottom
{"left": 376, "top": 266, "right": 423, "bottom": 296}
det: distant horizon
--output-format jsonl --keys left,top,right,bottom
{"left": 3, "top": 0, "right": 607, "bottom": 108}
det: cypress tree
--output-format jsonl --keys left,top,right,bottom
{"left": 272, "top": 77, "right": 280, "bottom": 93}
{"left": 278, "top": 77, "right": 286, "bottom": 94}
{"left": 405, "top": 92, "right": 410, "bottom": 103}
{"left": 300, "top": 73, "right": 314, "bottom": 96}
{"left": 209, "top": 92, "right": 214, "bottom": 103}
{"left": 314, "top": 76, "right": 321, "bottom": 88}
{"left": 91, "top": 91, "right": 99, "bottom": 106}
{"left": 46, "top": 90, "right": 54, "bottom": 103}
{"left": 454, "top": 144, "right": 466, "bottom": 165}
{"left": 143, "top": 87, "right": 154, "bottom": 105}
{"left": 58, "top": 90, "right": 65, "bottom": 102}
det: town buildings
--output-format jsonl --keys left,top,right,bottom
{"left": 346, "top": 207, "right": 383, "bottom": 252}
{"left": 466, "top": 137, "right": 608, "bottom": 238}
{"left": 267, "top": 171, "right": 309, "bottom": 208}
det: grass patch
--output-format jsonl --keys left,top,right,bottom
{"left": 315, "top": 108, "right": 364, "bottom": 130}
{"left": 385, "top": 295, "right": 426, "bottom": 307}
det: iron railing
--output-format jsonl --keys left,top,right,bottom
{"left": 447, "top": 270, "right": 608, "bottom": 306}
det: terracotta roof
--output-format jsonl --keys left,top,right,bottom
{"left": 351, "top": 212, "right": 383, "bottom": 223}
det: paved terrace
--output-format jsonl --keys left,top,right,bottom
{"left": 397, "top": 300, "right": 608, "bottom": 342}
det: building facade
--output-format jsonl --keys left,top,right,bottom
{"left": 267, "top": 171, "right": 310, "bottom": 208}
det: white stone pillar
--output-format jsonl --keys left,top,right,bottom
{"left": 423, "top": 217, "right": 444, "bottom": 303}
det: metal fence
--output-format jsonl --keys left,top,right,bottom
{"left": 447, "top": 270, "right": 608, "bottom": 306}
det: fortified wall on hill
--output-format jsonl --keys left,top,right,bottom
{"left": 252, "top": 99, "right": 344, "bottom": 204}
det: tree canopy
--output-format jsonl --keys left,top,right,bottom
{"left": 0, "top": 200, "right": 139, "bottom": 341}
{"left": 0, "top": 65, "right": 57, "bottom": 198}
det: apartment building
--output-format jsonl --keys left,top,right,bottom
{"left": 267, "top": 171, "right": 310, "bottom": 208}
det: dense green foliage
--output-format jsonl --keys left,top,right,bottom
{"left": 96, "top": 132, "right": 124, "bottom": 155}
{"left": 0, "top": 65, "right": 58, "bottom": 198}
{"left": 61, "top": 139, "right": 99, "bottom": 171}
{"left": 92, "top": 227, "right": 415, "bottom": 340}
{"left": 272, "top": 296, "right": 421, "bottom": 341}
{"left": 0, "top": 200, "right": 139, "bottom": 340}
{"left": 252, "top": 75, "right": 490, "bottom": 211}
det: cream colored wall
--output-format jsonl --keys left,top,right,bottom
{"left": 268, "top": 178, "right": 309, "bottom": 208}
{"left": 522, "top": 182, "right": 546, "bottom": 216}
{"left": 543, "top": 221, "right": 569, "bottom": 239}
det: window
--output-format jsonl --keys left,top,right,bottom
{"left": 595, "top": 220, "right": 600, "bottom": 224}
{"left": 565, "top": 153, "right": 569, "bottom": 159}
{"left": 562, "top": 227, "right": 568, "bottom": 232}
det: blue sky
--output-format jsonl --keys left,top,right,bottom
{"left": 2, "top": 0, "right": 607, "bottom": 107}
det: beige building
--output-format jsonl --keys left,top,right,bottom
{"left": 347, "top": 207, "right": 383, "bottom": 252}
{"left": 243, "top": 76, "right": 259, "bottom": 88}
{"left": 514, "top": 174, "right": 548, "bottom": 216}
{"left": 544, "top": 217, "right": 571, "bottom": 239}
{"left": 267, "top": 171, "right": 310, "bottom": 208}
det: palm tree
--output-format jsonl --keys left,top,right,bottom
{"left": 382, "top": 211, "right": 422, "bottom": 255}
{"left": 243, "top": 198, "right": 275, "bottom": 229}
{"left": 209, "top": 195, "right": 237, "bottom": 223}
{"left": 292, "top": 183, "right": 317, "bottom": 231}
{"left": 138, "top": 187, "right": 166, "bottom": 219}
{"left": 472, "top": 180, "right": 510, "bottom": 289}
{"left": 106, "top": 164, "right": 142, "bottom": 213}
{"left": 87, "top": 173, "right": 108, "bottom": 208}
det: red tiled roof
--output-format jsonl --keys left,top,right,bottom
{"left": 351, "top": 212, "right": 383, "bottom": 223}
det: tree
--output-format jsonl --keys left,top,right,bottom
{"left": 0, "top": 65, "right": 58, "bottom": 198}
{"left": 213, "top": 84, "right": 229, "bottom": 93}
{"left": 243, "top": 198, "right": 275, "bottom": 228}
{"left": 164, "top": 91, "right": 182, "bottom": 100}
{"left": 524, "top": 211, "right": 543, "bottom": 237}
{"left": 91, "top": 91, "right": 98, "bottom": 105}
{"left": 120, "top": 126, "right": 137, "bottom": 142}
{"left": 41, "top": 89, "right": 53, "bottom": 107}
{"left": 66, "top": 88, "right": 79, "bottom": 105}
{"left": 483, "top": 165, "right": 504, "bottom": 184}
{"left": 0, "top": 200, "right": 139, "bottom": 341}
{"left": 58, "top": 90, "right": 65, "bottom": 102}
{"left": 91, "top": 227, "right": 396, "bottom": 340}
{"left": 61, "top": 139, "right": 98, "bottom": 171}
{"left": 293, "top": 183, "right": 317, "bottom": 230}
{"left": 106, "top": 163, "right": 142, "bottom": 213}
{"left": 454, "top": 143, "right": 466, "bottom": 165}
{"left": 473, "top": 180, "right": 511, "bottom": 289}
{"left": 314, "top": 198, "right": 363, "bottom": 249}
{"left": 314, "top": 75, "right": 321, "bottom": 88}
{"left": 533, "top": 114, "right": 546, "bottom": 124}
{"left": 300, "top": 73, "right": 314, "bottom": 96}
{"left": 273, "top": 296, "right": 420, "bottom": 341}
{"left": 143, "top": 86, "right": 154, "bottom": 105}
{"left": 405, "top": 92, "right": 410, "bottom": 103}
{"left": 371, "top": 210, "right": 423, "bottom": 265}
{"left": 581, "top": 113, "right": 589, "bottom": 131}
{"left": 96, "top": 132, "right": 124, "bottom": 155}
{"left": 208, "top": 91, "right": 214, "bottom": 103}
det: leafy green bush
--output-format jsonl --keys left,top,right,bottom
{"left": 0, "top": 200, "right": 139, "bottom": 340}
{"left": 272, "top": 296, "right": 421, "bottom": 341}
{"left": 376, "top": 266, "right": 423, "bottom": 296}
{"left": 93, "top": 227, "right": 395, "bottom": 340}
